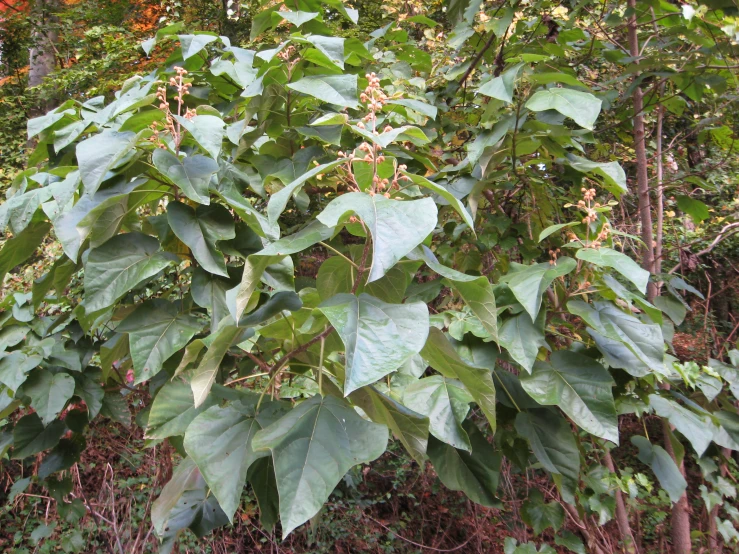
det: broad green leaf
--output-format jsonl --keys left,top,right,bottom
{"left": 305, "top": 35, "right": 345, "bottom": 69}
{"left": 266, "top": 159, "right": 344, "bottom": 224}
{"left": 190, "top": 321, "right": 244, "bottom": 407}
{"left": 213, "top": 181, "right": 279, "bottom": 240}
{"left": 0, "top": 222, "right": 52, "bottom": 284}
{"left": 84, "top": 233, "right": 177, "bottom": 313}
{"left": 178, "top": 34, "right": 218, "bottom": 59}
{"left": 252, "top": 395, "right": 388, "bottom": 538}
{"left": 167, "top": 202, "right": 235, "bottom": 276}
{"left": 521, "top": 351, "right": 618, "bottom": 443}
{"left": 515, "top": 410, "right": 580, "bottom": 482}
{"left": 566, "top": 155, "right": 627, "bottom": 197}
{"left": 152, "top": 149, "right": 218, "bottom": 205}
{"left": 0, "top": 351, "right": 43, "bottom": 392}
{"left": 403, "top": 375, "right": 472, "bottom": 451}
{"left": 238, "top": 291, "right": 302, "bottom": 327}
{"left": 539, "top": 222, "right": 580, "bottom": 242}
{"left": 499, "top": 311, "right": 548, "bottom": 372}
{"left": 318, "top": 293, "right": 429, "bottom": 395}
{"left": 279, "top": 10, "right": 320, "bottom": 26}
{"left": 499, "top": 258, "right": 576, "bottom": 321}
{"left": 317, "top": 193, "right": 437, "bottom": 283}
{"left": 676, "top": 195, "right": 710, "bottom": 224}
{"left": 555, "top": 531, "right": 586, "bottom": 554}
{"left": 118, "top": 300, "right": 203, "bottom": 383}
{"left": 28, "top": 108, "right": 75, "bottom": 139}
{"left": 576, "top": 248, "right": 650, "bottom": 294}
{"left": 387, "top": 99, "right": 438, "bottom": 119}
{"left": 521, "top": 489, "right": 565, "bottom": 535}
{"left": 20, "top": 370, "right": 75, "bottom": 425}
{"left": 351, "top": 124, "right": 430, "bottom": 149}
{"left": 12, "top": 413, "right": 66, "bottom": 459}
{"left": 649, "top": 394, "right": 711, "bottom": 456}
{"left": 631, "top": 435, "right": 687, "bottom": 503}
{"left": 247, "top": 457, "right": 279, "bottom": 532}
{"left": 421, "top": 328, "right": 496, "bottom": 433}
{"left": 147, "top": 380, "right": 217, "bottom": 439}
{"left": 477, "top": 63, "right": 523, "bottom": 103}
{"left": 76, "top": 130, "right": 138, "bottom": 195}
{"left": 287, "top": 74, "right": 359, "bottom": 108}
{"left": 400, "top": 171, "right": 475, "bottom": 232}
{"left": 184, "top": 399, "right": 285, "bottom": 521}
{"left": 174, "top": 115, "right": 226, "bottom": 160}
{"left": 525, "top": 89, "right": 602, "bottom": 130}
{"left": 316, "top": 256, "right": 409, "bottom": 303}
{"left": 350, "top": 385, "right": 429, "bottom": 465}
{"left": 427, "top": 421, "right": 500, "bottom": 507}
{"left": 568, "top": 301, "right": 667, "bottom": 377}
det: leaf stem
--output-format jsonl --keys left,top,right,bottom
{"left": 319, "top": 241, "right": 359, "bottom": 268}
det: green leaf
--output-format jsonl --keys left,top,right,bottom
{"left": 0, "top": 351, "right": 43, "bottom": 392}
{"left": 184, "top": 399, "right": 285, "bottom": 522}
{"left": 499, "top": 258, "right": 576, "bottom": 321}
{"left": 515, "top": 410, "right": 580, "bottom": 482}
{"left": 403, "top": 375, "right": 472, "bottom": 450}
{"left": 317, "top": 193, "right": 437, "bottom": 283}
{"left": 499, "top": 311, "right": 548, "bottom": 372}
{"left": 267, "top": 159, "right": 344, "bottom": 224}
{"left": 12, "top": 413, "right": 66, "bottom": 459}
{"left": 350, "top": 386, "right": 429, "bottom": 465}
{"left": 21, "top": 370, "right": 75, "bottom": 426}
{"left": 0, "top": 221, "right": 52, "bottom": 284}
{"left": 305, "top": 36, "right": 345, "bottom": 69}
{"left": 118, "top": 300, "right": 203, "bottom": 383}
{"left": 477, "top": 63, "right": 524, "bottom": 104}
{"left": 451, "top": 278, "right": 498, "bottom": 342}
{"left": 427, "top": 420, "right": 500, "bottom": 507}
{"left": 84, "top": 233, "right": 177, "bottom": 313}
{"left": 539, "top": 222, "right": 580, "bottom": 242}
{"left": 247, "top": 457, "right": 280, "bottom": 532}
{"left": 167, "top": 202, "right": 235, "bottom": 276}
{"left": 676, "top": 195, "right": 710, "bottom": 224}
{"left": 576, "top": 248, "right": 650, "bottom": 294}
{"left": 387, "top": 99, "right": 437, "bottom": 119}
{"left": 568, "top": 301, "right": 666, "bottom": 377}
{"left": 287, "top": 74, "right": 359, "bottom": 108}
{"left": 521, "top": 489, "right": 565, "bottom": 535}
{"left": 525, "top": 89, "right": 602, "bottom": 130}
{"left": 400, "top": 171, "right": 475, "bottom": 233}
{"left": 649, "top": 394, "right": 712, "bottom": 456}
{"left": 252, "top": 395, "right": 388, "bottom": 538}
{"left": 631, "top": 435, "right": 687, "bottom": 503}
{"left": 521, "top": 351, "right": 618, "bottom": 443}
{"left": 279, "top": 10, "right": 320, "bottom": 26}
{"left": 178, "top": 34, "right": 218, "bottom": 59}
{"left": 152, "top": 149, "right": 218, "bottom": 205}
{"left": 174, "top": 115, "right": 226, "bottom": 160}
{"left": 76, "top": 130, "right": 138, "bottom": 196}
{"left": 190, "top": 321, "right": 244, "bottom": 407}
{"left": 146, "top": 380, "right": 217, "bottom": 439}
{"left": 421, "top": 328, "right": 496, "bottom": 433}
{"left": 318, "top": 293, "right": 429, "bottom": 395}
{"left": 566, "top": 155, "right": 628, "bottom": 197}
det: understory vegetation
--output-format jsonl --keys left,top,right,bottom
{"left": 1, "top": 0, "right": 739, "bottom": 552}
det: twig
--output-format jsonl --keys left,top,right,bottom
{"left": 364, "top": 513, "right": 480, "bottom": 552}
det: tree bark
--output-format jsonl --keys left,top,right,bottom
{"left": 627, "top": 3, "right": 691, "bottom": 552}
{"left": 28, "top": 0, "right": 59, "bottom": 113}
{"left": 604, "top": 448, "right": 639, "bottom": 553}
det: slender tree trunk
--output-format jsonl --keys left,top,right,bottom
{"left": 627, "top": 3, "right": 691, "bottom": 552}
{"left": 655, "top": 98, "right": 665, "bottom": 277}
{"left": 604, "top": 448, "right": 639, "bottom": 553}
{"left": 28, "top": 0, "right": 59, "bottom": 113}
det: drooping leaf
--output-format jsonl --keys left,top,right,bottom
{"left": 190, "top": 320, "right": 245, "bottom": 407}
{"left": 477, "top": 63, "right": 524, "bottom": 104}
{"left": 84, "top": 233, "right": 177, "bottom": 313}
{"left": 167, "top": 202, "right": 235, "bottom": 276}
{"left": 317, "top": 193, "right": 437, "bottom": 283}
{"left": 76, "top": 130, "right": 138, "bottom": 195}
{"left": 179, "top": 34, "right": 218, "bottom": 59}
{"left": 20, "top": 370, "right": 75, "bottom": 426}
{"left": 146, "top": 380, "right": 218, "bottom": 439}
{"left": 525, "top": 89, "right": 602, "bottom": 130}
{"left": 499, "top": 259, "right": 576, "bottom": 321}
{"left": 0, "top": 221, "right": 52, "bottom": 284}
{"left": 576, "top": 248, "right": 650, "bottom": 294}
{"left": 421, "top": 328, "right": 496, "bottom": 433}
{"left": 521, "top": 351, "right": 618, "bottom": 443}
{"left": 427, "top": 420, "right": 500, "bottom": 507}
{"left": 515, "top": 410, "right": 580, "bottom": 482}
{"left": 631, "top": 435, "right": 687, "bottom": 503}
{"left": 287, "top": 74, "right": 359, "bottom": 108}
{"left": 318, "top": 293, "right": 429, "bottom": 395}
{"left": 499, "top": 311, "right": 548, "bottom": 372}
{"left": 118, "top": 300, "right": 202, "bottom": 383}
{"left": 152, "top": 149, "right": 218, "bottom": 205}
{"left": 676, "top": 195, "right": 710, "bottom": 224}
{"left": 252, "top": 395, "right": 388, "bottom": 538}
{"left": 0, "top": 351, "right": 43, "bottom": 392}
{"left": 12, "top": 413, "right": 66, "bottom": 459}
{"left": 174, "top": 115, "right": 226, "bottom": 160}
{"left": 400, "top": 172, "right": 475, "bottom": 232}
{"left": 403, "top": 375, "right": 472, "bottom": 451}
{"left": 521, "top": 489, "right": 565, "bottom": 535}
{"left": 649, "top": 394, "right": 712, "bottom": 456}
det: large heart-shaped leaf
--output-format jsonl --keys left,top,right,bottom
{"left": 318, "top": 293, "right": 429, "bottom": 395}
{"left": 20, "top": 370, "right": 75, "bottom": 425}
{"left": 76, "top": 130, "right": 139, "bottom": 195}
{"left": 521, "top": 351, "right": 618, "bottom": 443}
{"left": 499, "top": 311, "right": 548, "bottom": 372}
{"left": 403, "top": 375, "right": 472, "bottom": 451}
{"left": 84, "top": 232, "right": 177, "bottom": 313}
{"left": 146, "top": 380, "right": 218, "bottom": 439}
{"left": 317, "top": 193, "right": 437, "bottom": 283}
{"left": 631, "top": 435, "right": 687, "bottom": 503}
{"left": 421, "top": 328, "right": 496, "bottom": 433}
{"left": 190, "top": 320, "right": 245, "bottom": 407}
{"left": 118, "top": 300, "right": 203, "bottom": 383}
{"left": 184, "top": 399, "right": 285, "bottom": 522}
{"left": 152, "top": 149, "right": 218, "bottom": 205}
{"left": 525, "top": 89, "right": 602, "bottom": 130}
{"left": 12, "top": 413, "right": 66, "bottom": 459}
{"left": 174, "top": 115, "right": 226, "bottom": 160}
{"left": 499, "top": 259, "right": 576, "bottom": 321}
{"left": 515, "top": 410, "right": 580, "bottom": 483}
{"left": 576, "top": 248, "right": 650, "bottom": 294}
{"left": 287, "top": 74, "right": 359, "bottom": 108}
{"left": 167, "top": 202, "right": 235, "bottom": 277}
{"left": 252, "top": 395, "right": 388, "bottom": 538}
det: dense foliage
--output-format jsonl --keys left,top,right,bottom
{"left": 2, "top": 0, "right": 739, "bottom": 552}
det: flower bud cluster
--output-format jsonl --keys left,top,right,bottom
{"left": 150, "top": 66, "right": 192, "bottom": 151}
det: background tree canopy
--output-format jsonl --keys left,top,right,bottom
{"left": 1, "top": 0, "right": 739, "bottom": 552}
